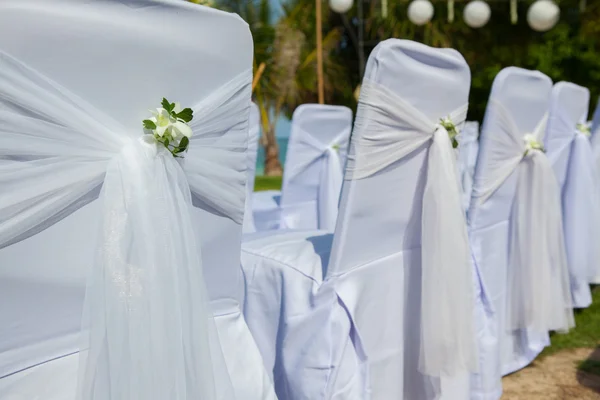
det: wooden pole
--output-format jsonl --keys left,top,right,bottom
{"left": 316, "top": 0, "right": 324, "bottom": 104}
{"left": 252, "top": 62, "right": 266, "bottom": 93}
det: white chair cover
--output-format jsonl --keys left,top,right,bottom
{"left": 458, "top": 121, "right": 480, "bottom": 211}
{"left": 469, "top": 68, "right": 573, "bottom": 393}
{"left": 243, "top": 102, "right": 260, "bottom": 233}
{"left": 252, "top": 104, "right": 352, "bottom": 232}
{"left": 590, "top": 97, "right": 600, "bottom": 284}
{"left": 0, "top": 1, "right": 274, "bottom": 399}
{"left": 545, "top": 82, "right": 598, "bottom": 308}
{"left": 242, "top": 39, "right": 481, "bottom": 400}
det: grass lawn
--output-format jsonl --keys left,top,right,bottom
{"left": 255, "top": 176, "right": 282, "bottom": 191}
{"left": 541, "top": 285, "right": 600, "bottom": 361}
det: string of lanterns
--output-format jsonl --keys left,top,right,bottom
{"left": 328, "top": 0, "right": 561, "bottom": 32}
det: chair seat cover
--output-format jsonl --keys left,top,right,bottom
{"left": 0, "top": 309, "right": 276, "bottom": 400}
{"left": 252, "top": 190, "right": 283, "bottom": 231}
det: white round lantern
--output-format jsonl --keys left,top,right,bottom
{"left": 408, "top": 0, "right": 434, "bottom": 26}
{"left": 463, "top": 1, "right": 491, "bottom": 28}
{"left": 527, "top": 0, "right": 560, "bottom": 32}
{"left": 329, "top": 0, "right": 353, "bottom": 13}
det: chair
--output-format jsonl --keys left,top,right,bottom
{"left": 252, "top": 104, "right": 352, "bottom": 232}
{"left": 242, "top": 39, "right": 480, "bottom": 400}
{"left": 0, "top": 1, "right": 274, "bottom": 398}
{"left": 545, "top": 82, "right": 598, "bottom": 308}
{"left": 469, "top": 67, "right": 573, "bottom": 396}
{"left": 590, "top": 97, "right": 600, "bottom": 284}
{"left": 243, "top": 102, "right": 260, "bottom": 233}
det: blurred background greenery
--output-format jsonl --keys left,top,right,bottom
{"left": 189, "top": 0, "right": 600, "bottom": 175}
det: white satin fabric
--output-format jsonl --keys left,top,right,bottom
{"left": 345, "top": 80, "right": 477, "bottom": 377}
{"left": 243, "top": 102, "right": 260, "bottom": 233}
{"left": 473, "top": 100, "right": 573, "bottom": 334}
{"left": 545, "top": 82, "right": 598, "bottom": 308}
{"left": 242, "top": 39, "right": 482, "bottom": 400}
{"left": 0, "top": 49, "right": 253, "bottom": 399}
{"left": 590, "top": 97, "right": 600, "bottom": 284}
{"left": 282, "top": 128, "right": 347, "bottom": 231}
{"left": 458, "top": 121, "right": 479, "bottom": 211}
{"left": 252, "top": 104, "right": 352, "bottom": 232}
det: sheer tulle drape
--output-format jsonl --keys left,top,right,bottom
{"left": 472, "top": 101, "right": 574, "bottom": 334}
{"left": 0, "top": 50, "right": 251, "bottom": 399}
{"left": 345, "top": 80, "right": 477, "bottom": 377}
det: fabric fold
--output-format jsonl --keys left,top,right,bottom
{"left": 345, "top": 79, "right": 477, "bottom": 378}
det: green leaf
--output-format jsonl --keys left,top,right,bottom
{"left": 164, "top": 139, "right": 169, "bottom": 148}
{"left": 143, "top": 119, "right": 157, "bottom": 130}
{"left": 175, "top": 108, "right": 194, "bottom": 123}
{"left": 179, "top": 136, "right": 189, "bottom": 150}
{"left": 161, "top": 98, "right": 174, "bottom": 113}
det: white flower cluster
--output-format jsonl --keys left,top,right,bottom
{"left": 143, "top": 98, "right": 193, "bottom": 157}
{"left": 523, "top": 133, "right": 545, "bottom": 155}
{"left": 577, "top": 123, "right": 591, "bottom": 137}
{"left": 439, "top": 116, "right": 460, "bottom": 148}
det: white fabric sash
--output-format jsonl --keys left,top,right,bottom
{"left": 284, "top": 128, "right": 347, "bottom": 231}
{"left": 472, "top": 101, "right": 574, "bottom": 333}
{"left": 0, "top": 51, "right": 251, "bottom": 399}
{"left": 345, "top": 80, "right": 477, "bottom": 377}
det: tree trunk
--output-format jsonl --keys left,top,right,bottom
{"left": 262, "top": 124, "right": 282, "bottom": 176}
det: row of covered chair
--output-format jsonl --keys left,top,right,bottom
{"left": 241, "top": 40, "right": 600, "bottom": 400}
{"left": 0, "top": 1, "right": 598, "bottom": 399}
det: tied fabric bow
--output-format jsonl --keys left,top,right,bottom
{"left": 0, "top": 50, "right": 251, "bottom": 400}
{"left": 345, "top": 79, "right": 477, "bottom": 378}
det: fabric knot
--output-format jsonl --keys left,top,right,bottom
{"left": 523, "top": 133, "right": 545, "bottom": 156}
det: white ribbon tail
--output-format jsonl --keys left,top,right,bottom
{"left": 419, "top": 126, "right": 478, "bottom": 377}
{"left": 77, "top": 140, "right": 232, "bottom": 399}
{"left": 506, "top": 151, "right": 574, "bottom": 334}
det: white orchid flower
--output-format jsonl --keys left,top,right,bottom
{"left": 171, "top": 121, "right": 193, "bottom": 142}
{"left": 149, "top": 108, "right": 176, "bottom": 138}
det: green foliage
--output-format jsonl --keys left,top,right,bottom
{"left": 578, "top": 359, "right": 600, "bottom": 375}
{"left": 143, "top": 119, "right": 157, "bottom": 130}
{"left": 340, "top": 0, "right": 600, "bottom": 121}
{"left": 254, "top": 175, "right": 283, "bottom": 191}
